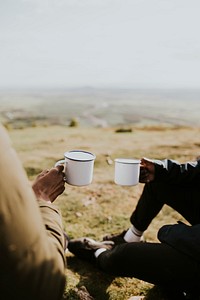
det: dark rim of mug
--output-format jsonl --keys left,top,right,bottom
{"left": 64, "top": 150, "right": 96, "bottom": 162}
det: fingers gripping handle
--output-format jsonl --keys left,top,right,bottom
{"left": 55, "top": 159, "right": 65, "bottom": 167}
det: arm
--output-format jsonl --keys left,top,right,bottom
{"left": 139, "top": 157, "right": 200, "bottom": 184}
{"left": 32, "top": 165, "right": 68, "bottom": 252}
{"left": 154, "top": 158, "right": 200, "bottom": 184}
{"left": 0, "top": 124, "right": 66, "bottom": 300}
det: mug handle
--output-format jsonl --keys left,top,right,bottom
{"left": 55, "top": 159, "right": 65, "bottom": 167}
{"left": 55, "top": 159, "right": 67, "bottom": 182}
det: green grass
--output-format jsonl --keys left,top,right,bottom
{"left": 8, "top": 124, "right": 200, "bottom": 300}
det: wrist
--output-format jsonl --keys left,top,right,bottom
{"left": 32, "top": 185, "right": 51, "bottom": 202}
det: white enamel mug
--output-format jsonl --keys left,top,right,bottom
{"left": 114, "top": 158, "right": 141, "bottom": 186}
{"left": 55, "top": 150, "right": 96, "bottom": 186}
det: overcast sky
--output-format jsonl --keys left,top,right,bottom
{"left": 1, "top": 0, "right": 200, "bottom": 90}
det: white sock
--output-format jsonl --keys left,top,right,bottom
{"left": 94, "top": 248, "right": 107, "bottom": 258}
{"left": 124, "top": 225, "right": 143, "bottom": 242}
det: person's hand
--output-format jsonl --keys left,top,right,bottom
{"left": 32, "top": 165, "right": 65, "bottom": 202}
{"left": 139, "top": 158, "right": 155, "bottom": 183}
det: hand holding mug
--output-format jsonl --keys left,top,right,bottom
{"left": 32, "top": 165, "right": 65, "bottom": 202}
{"left": 139, "top": 158, "right": 155, "bottom": 183}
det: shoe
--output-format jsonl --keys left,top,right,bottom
{"left": 68, "top": 237, "right": 114, "bottom": 262}
{"left": 102, "top": 230, "right": 128, "bottom": 244}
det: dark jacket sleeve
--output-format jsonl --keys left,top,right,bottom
{"left": 158, "top": 223, "right": 200, "bottom": 262}
{"left": 153, "top": 158, "right": 200, "bottom": 184}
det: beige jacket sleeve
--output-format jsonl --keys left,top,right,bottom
{"left": 0, "top": 124, "right": 66, "bottom": 300}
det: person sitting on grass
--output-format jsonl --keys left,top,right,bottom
{"left": 68, "top": 157, "right": 200, "bottom": 300}
{"left": 0, "top": 123, "right": 67, "bottom": 300}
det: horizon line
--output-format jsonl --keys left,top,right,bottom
{"left": 1, "top": 86, "right": 200, "bottom": 93}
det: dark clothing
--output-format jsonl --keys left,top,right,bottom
{"left": 97, "top": 241, "right": 200, "bottom": 294}
{"left": 158, "top": 222, "right": 200, "bottom": 263}
{"left": 154, "top": 158, "right": 200, "bottom": 185}
{"left": 97, "top": 159, "right": 200, "bottom": 294}
{"left": 130, "top": 181, "right": 200, "bottom": 231}
{"left": 131, "top": 159, "right": 200, "bottom": 260}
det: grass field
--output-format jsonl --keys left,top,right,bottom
{"left": 7, "top": 123, "right": 200, "bottom": 300}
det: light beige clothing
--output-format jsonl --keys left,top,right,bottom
{"left": 0, "top": 124, "right": 66, "bottom": 300}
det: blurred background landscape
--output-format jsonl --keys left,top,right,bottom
{"left": 1, "top": 88, "right": 200, "bottom": 129}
